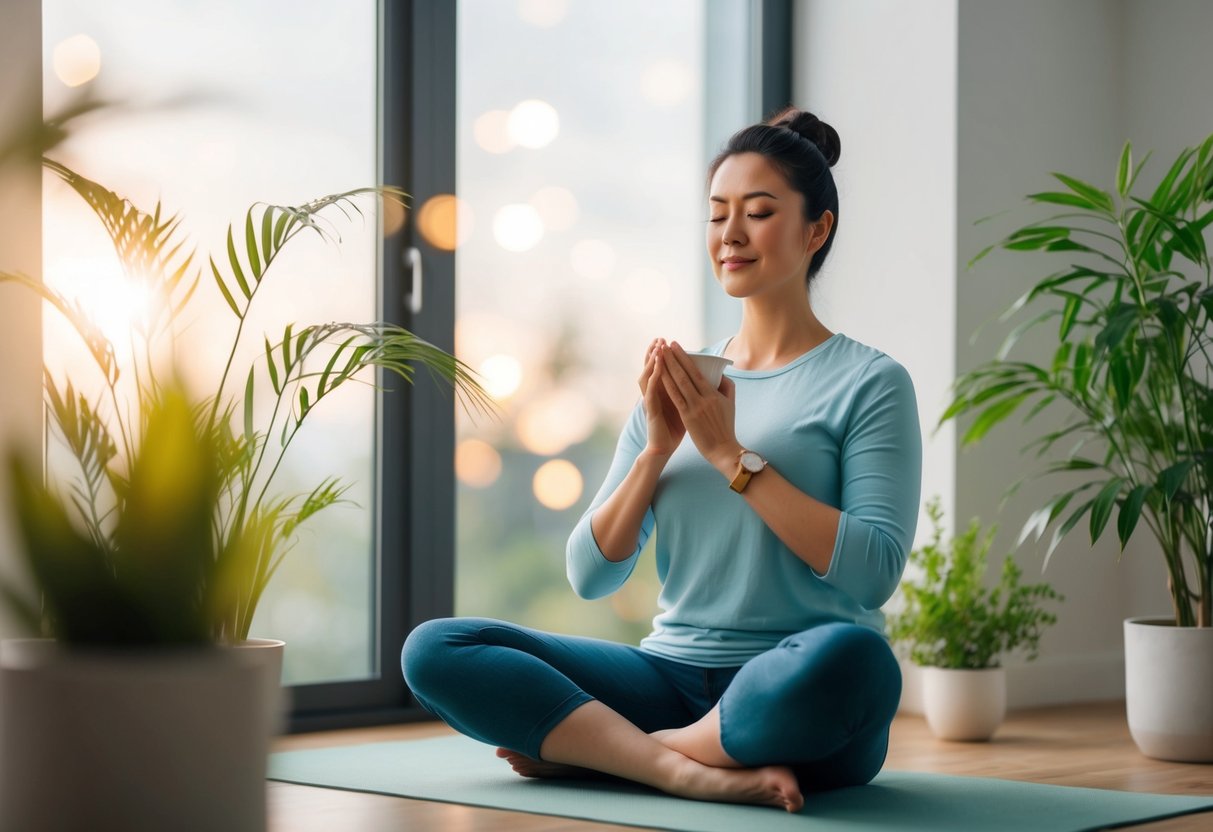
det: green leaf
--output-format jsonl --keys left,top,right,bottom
{"left": 1052, "top": 173, "right": 1114, "bottom": 213}
{"left": 281, "top": 323, "right": 294, "bottom": 371}
{"left": 298, "top": 386, "right": 311, "bottom": 419}
{"left": 210, "top": 255, "right": 241, "bottom": 317}
{"left": 261, "top": 206, "right": 274, "bottom": 264}
{"left": 264, "top": 337, "right": 281, "bottom": 394}
{"left": 962, "top": 392, "right": 1031, "bottom": 446}
{"left": 1059, "top": 294, "right": 1082, "bottom": 341}
{"left": 1019, "top": 490, "right": 1075, "bottom": 547}
{"left": 1026, "top": 191, "right": 1099, "bottom": 210}
{"left": 1088, "top": 478, "right": 1124, "bottom": 544}
{"left": 1045, "top": 497, "right": 1095, "bottom": 567}
{"left": 1072, "top": 340, "right": 1093, "bottom": 393}
{"left": 319, "top": 336, "right": 356, "bottom": 397}
{"left": 1004, "top": 227, "right": 1071, "bottom": 251}
{"left": 1116, "top": 141, "right": 1132, "bottom": 196}
{"left": 245, "top": 211, "right": 261, "bottom": 280}
{"left": 226, "top": 227, "right": 251, "bottom": 299}
{"left": 243, "top": 367, "right": 255, "bottom": 442}
{"left": 1116, "top": 484, "right": 1151, "bottom": 549}
{"left": 1108, "top": 351, "right": 1133, "bottom": 409}
{"left": 1158, "top": 459, "right": 1195, "bottom": 501}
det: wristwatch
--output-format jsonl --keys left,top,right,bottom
{"left": 729, "top": 449, "right": 767, "bottom": 493}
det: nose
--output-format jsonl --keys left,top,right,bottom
{"left": 720, "top": 214, "right": 746, "bottom": 247}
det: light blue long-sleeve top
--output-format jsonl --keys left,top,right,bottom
{"left": 565, "top": 333, "right": 922, "bottom": 667}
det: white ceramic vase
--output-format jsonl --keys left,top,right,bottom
{"left": 0, "top": 638, "right": 270, "bottom": 832}
{"left": 1124, "top": 617, "right": 1213, "bottom": 762}
{"left": 921, "top": 665, "right": 1007, "bottom": 741}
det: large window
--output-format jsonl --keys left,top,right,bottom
{"left": 42, "top": 0, "right": 380, "bottom": 688}
{"left": 452, "top": 0, "right": 777, "bottom": 642}
{"left": 33, "top": 0, "right": 786, "bottom": 728}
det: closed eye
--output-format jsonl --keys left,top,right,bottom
{"left": 708, "top": 212, "right": 773, "bottom": 223}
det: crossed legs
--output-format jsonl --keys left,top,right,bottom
{"left": 402, "top": 618, "right": 899, "bottom": 810}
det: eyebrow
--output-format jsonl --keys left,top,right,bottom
{"left": 709, "top": 191, "right": 779, "bottom": 203}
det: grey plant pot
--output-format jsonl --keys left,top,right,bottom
{"left": 0, "top": 638, "right": 271, "bottom": 832}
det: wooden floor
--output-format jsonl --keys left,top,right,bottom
{"left": 269, "top": 701, "right": 1213, "bottom": 831}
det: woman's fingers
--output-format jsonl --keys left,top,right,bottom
{"left": 662, "top": 341, "right": 712, "bottom": 399}
{"left": 638, "top": 338, "right": 661, "bottom": 393}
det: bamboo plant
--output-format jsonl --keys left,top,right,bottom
{"left": 940, "top": 133, "right": 1213, "bottom": 628}
{"left": 1, "top": 148, "right": 490, "bottom": 645}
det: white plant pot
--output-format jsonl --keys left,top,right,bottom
{"left": 0, "top": 638, "right": 270, "bottom": 832}
{"left": 921, "top": 665, "right": 1007, "bottom": 741}
{"left": 1124, "top": 617, "right": 1213, "bottom": 762}
{"left": 235, "top": 637, "right": 289, "bottom": 735}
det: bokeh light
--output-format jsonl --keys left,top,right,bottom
{"left": 517, "top": 0, "right": 568, "bottom": 28}
{"left": 417, "top": 193, "right": 473, "bottom": 250}
{"left": 493, "top": 203, "right": 545, "bottom": 252}
{"left": 382, "top": 197, "right": 407, "bottom": 237}
{"left": 456, "top": 439, "right": 503, "bottom": 488}
{"left": 479, "top": 353, "right": 523, "bottom": 399}
{"left": 529, "top": 186, "right": 579, "bottom": 231}
{"left": 532, "top": 459, "right": 583, "bottom": 510}
{"left": 640, "top": 58, "right": 693, "bottom": 107}
{"left": 53, "top": 34, "right": 101, "bottom": 87}
{"left": 473, "top": 109, "right": 515, "bottom": 154}
{"left": 507, "top": 99, "right": 560, "bottom": 149}
{"left": 570, "top": 238, "right": 616, "bottom": 281}
{"left": 516, "top": 388, "right": 597, "bottom": 455}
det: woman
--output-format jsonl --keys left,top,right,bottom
{"left": 403, "top": 107, "right": 922, "bottom": 813}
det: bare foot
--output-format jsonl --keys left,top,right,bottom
{"left": 650, "top": 722, "right": 741, "bottom": 768}
{"left": 495, "top": 747, "right": 597, "bottom": 779}
{"left": 667, "top": 758, "right": 803, "bottom": 813}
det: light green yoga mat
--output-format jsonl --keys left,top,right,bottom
{"left": 269, "top": 734, "right": 1213, "bottom": 832}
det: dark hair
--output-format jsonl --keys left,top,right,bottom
{"left": 706, "top": 106, "right": 841, "bottom": 284}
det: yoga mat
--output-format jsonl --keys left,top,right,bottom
{"left": 269, "top": 734, "right": 1213, "bottom": 832}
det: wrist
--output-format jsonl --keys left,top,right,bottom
{"left": 710, "top": 443, "right": 745, "bottom": 478}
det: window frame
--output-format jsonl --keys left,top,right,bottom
{"left": 287, "top": 0, "right": 457, "bottom": 731}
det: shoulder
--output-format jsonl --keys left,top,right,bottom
{"left": 831, "top": 335, "right": 916, "bottom": 401}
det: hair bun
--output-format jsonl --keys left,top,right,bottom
{"left": 767, "top": 107, "right": 841, "bottom": 167}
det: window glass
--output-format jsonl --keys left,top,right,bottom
{"left": 454, "top": 0, "right": 743, "bottom": 642}
{"left": 41, "top": 0, "right": 378, "bottom": 684}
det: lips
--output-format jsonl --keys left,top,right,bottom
{"left": 722, "top": 258, "right": 755, "bottom": 271}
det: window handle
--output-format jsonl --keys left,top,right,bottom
{"left": 404, "top": 246, "right": 423, "bottom": 314}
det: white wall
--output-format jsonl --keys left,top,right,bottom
{"left": 954, "top": 0, "right": 1133, "bottom": 708}
{"left": 795, "top": 0, "right": 1213, "bottom": 710}
{"left": 0, "top": 0, "right": 44, "bottom": 637}
{"left": 794, "top": 0, "right": 959, "bottom": 547}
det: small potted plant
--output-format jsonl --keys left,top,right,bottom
{"left": 886, "top": 497, "right": 1063, "bottom": 741}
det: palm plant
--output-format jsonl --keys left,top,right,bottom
{"left": 941, "top": 133, "right": 1213, "bottom": 628}
{"left": 1, "top": 150, "right": 490, "bottom": 645}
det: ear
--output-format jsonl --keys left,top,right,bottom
{"left": 805, "top": 210, "right": 835, "bottom": 257}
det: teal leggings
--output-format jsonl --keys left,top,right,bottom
{"left": 402, "top": 617, "right": 901, "bottom": 791}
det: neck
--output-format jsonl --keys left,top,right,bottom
{"left": 728, "top": 290, "right": 833, "bottom": 370}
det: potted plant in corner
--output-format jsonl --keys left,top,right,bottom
{"left": 1, "top": 383, "right": 275, "bottom": 832}
{"left": 0, "top": 105, "right": 489, "bottom": 829}
{"left": 886, "top": 497, "right": 1062, "bottom": 742}
{"left": 940, "top": 133, "right": 1213, "bottom": 761}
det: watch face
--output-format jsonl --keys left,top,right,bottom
{"left": 740, "top": 451, "right": 764, "bottom": 472}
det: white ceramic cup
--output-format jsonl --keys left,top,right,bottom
{"left": 686, "top": 353, "right": 734, "bottom": 389}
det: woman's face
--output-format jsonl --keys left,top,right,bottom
{"left": 706, "top": 152, "right": 830, "bottom": 300}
